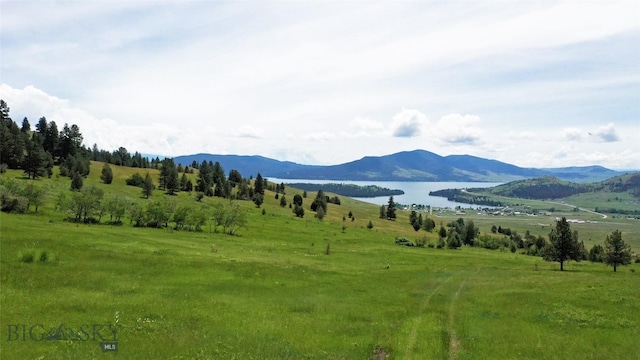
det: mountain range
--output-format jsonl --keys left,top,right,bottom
{"left": 174, "top": 150, "right": 624, "bottom": 183}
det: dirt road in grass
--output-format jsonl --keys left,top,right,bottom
{"left": 402, "top": 268, "right": 480, "bottom": 360}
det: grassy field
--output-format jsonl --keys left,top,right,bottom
{"left": 1, "top": 163, "right": 639, "bottom": 359}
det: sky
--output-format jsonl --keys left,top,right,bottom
{"left": 1, "top": 1, "right": 639, "bottom": 170}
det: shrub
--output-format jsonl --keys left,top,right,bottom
{"left": 19, "top": 250, "right": 35, "bottom": 263}
{"left": 39, "top": 250, "right": 48, "bottom": 263}
{"left": 395, "top": 238, "right": 414, "bottom": 247}
{"left": 1, "top": 191, "right": 29, "bottom": 213}
{"left": 415, "top": 236, "right": 427, "bottom": 248}
{"left": 126, "top": 173, "right": 145, "bottom": 187}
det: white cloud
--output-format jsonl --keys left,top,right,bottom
{"left": 594, "top": 123, "right": 619, "bottom": 142}
{"left": 347, "top": 116, "right": 386, "bottom": 137}
{"left": 435, "top": 114, "right": 483, "bottom": 144}
{"left": 563, "top": 127, "right": 584, "bottom": 141}
{"left": 390, "top": 109, "right": 428, "bottom": 138}
{"left": 234, "top": 125, "right": 264, "bottom": 139}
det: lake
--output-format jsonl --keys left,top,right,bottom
{"left": 266, "top": 178, "right": 502, "bottom": 209}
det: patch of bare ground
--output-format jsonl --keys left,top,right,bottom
{"left": 372, "top": 346, "right": 389, "bottom": 360}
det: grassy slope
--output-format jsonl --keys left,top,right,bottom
{"left": 1, "top": 162, "right": 639, "bottom": 359}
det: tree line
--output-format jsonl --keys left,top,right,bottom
{"left": 0, "top": 99, "right": 167, "bottom": 180}
{"left": 286, "top": 183, "right": 403, "bottom": 198}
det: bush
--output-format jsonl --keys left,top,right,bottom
{"left": 19, "top": 250, "right": 35, "bottom": 263}
{"left": 1, "top": 192, "right": 29, "bottom": 213}
{"left": 126, "top": 173, "right": 145, "bottom": 187}
{"left": 395, "top": 238, "right": 414, "bottom": 247}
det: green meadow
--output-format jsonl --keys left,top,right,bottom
{"left": 1, "top": 163, "right": 639, "bottom": 359}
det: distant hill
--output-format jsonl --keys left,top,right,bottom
{"left": 476, "top": 176, "right": 590, "bottom": 199}
{"left": 475, "top": 172, "right": 640, "bottom": 200}
{"left": 429, "top": 172, "right": 640, "bottom": 212}
{"left": 174, "top": 149, "right": 624, "bottom": 183}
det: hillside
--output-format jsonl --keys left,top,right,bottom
{"left": 174, "top": 150, "right": 622, "bottom": 183}
{"left": 2, "top": 162, "right": 639, "bottom": 359}
{"left": 478, "top": 176, "right": 590, "bottom": 199}
{"left": 430, "top": 173, "right": 640, "bottom": 215}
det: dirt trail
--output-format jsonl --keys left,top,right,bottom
{"left": 448, "top": 268, "right": 480, "bottom": 360}
{"left": 404, "top": 274, "right": 453, "bottom": 358}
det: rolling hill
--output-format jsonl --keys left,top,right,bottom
{"left": 175, "top": 150, "right": 623, "bottom": 182}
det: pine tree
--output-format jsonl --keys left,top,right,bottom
{"left": 543, "top": 217, "right": 583, "bottom": 271}
{"left": 70, "top": 172, "right": 84, "bottom": 191}
{"left": 22, "top": 136, "right": 46, "bottom": 179}
{"left": 180, "top": 173, "right": 189, "bottom": 191}
{"left": 160, "top": 158, "right": 179, "bottom": 195}
{"left": 311, "top": 190, "right": 328, "bottom": 213}
{"left": 603, "top": 230, "right": 631, "bottom": 272}
{"left": 101, "top": 162, "right": 113, "bottom": 184}
{"left": 142, "top": 172, "right": 154, "bottom": 199}
{"left": 254, "top": 173, "right": 264, "bottom": 195}
{"left": 386, "top": 196, "right": 396, "bottom": 220}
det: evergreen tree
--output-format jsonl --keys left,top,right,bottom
{"left": 228, "top": 169, "right": 242, "bottom": 184}
{"left": 438, "top": 225, "right": 447, "bottom": 239}
{"left": 379, "top": 205, "right": 386, "bottom": 219}
{"left": 22, "top": 136, "right": 46, "bottom": 179}
{"left": 21, "top": 117, "right": 30, "bottom": 133}
{"left": 386, "top": 196, "right": 396, "bottom": 220}
{"left": 543, "top": 217, "right": 583, "bottom": 271}
{"left": 422, "top": 216, "right": 436, "bottom": 232}
{"left": 311, "top": 190, "right": 328, "bottom": 213}
{"left": 197, "top": 160, "right": 213, "bottom": 193}
{"left": 603, "top": 230, "right": 631, "bottom": 272}
{"left": 212, "top": 162, "right": 227, "bottom": 197}
{"left": 410, "top": 211, "right": 420, "bottom": 231}
{"left": 101, "top": 162, "right": 113, "bottom": 184}
{"left": 463, "top": 220, "right": 478, "bottom": 246}
{"left": 279, "top": 194, "right": 287, "bottom": 207}
{"left": 142, "top": 172, "right": 154, "bottom": 199}
{"left": 71, "top": 172, "right": 84, "bottom": 191}
{"left": 160, "top": 158, "right": 179, "bottom": 195}
{"left": 588, "top": 244, "right": 604, "bottom": 263}
{"left": 43, "top": 120, "right": 59, "bottom": 158}
{"left": 254, "top": 173, "right": 264, "bottom": 195}
{"left": 293, "top": 204, "right": 305, "bottom": 218}
{"left": 1, "top": 113, "right": 25, "bottom": 168}
{"left": 59, "top": 123, "right": 83, "bottom": 159}
{"left": 253, "top": 193, "right": 264, "bottom": 208}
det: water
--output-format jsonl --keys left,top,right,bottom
{"left": 266, "top": 177, "right": 502, "bottom": 209}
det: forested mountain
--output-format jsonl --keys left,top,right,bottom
{"left": 429, "top": 172, "right": 640, "bottom": 213}
{"left": 175, "top": 150, "right": 623, "bottom": 183}
{"left": 474, "top": 173, "right": 640, "bottom": 200}
{"left": 476, "top": 176, "right": 590, "bottom": 199}
{"left": 174, "top": 154, "right": 319, "bottom": 179}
